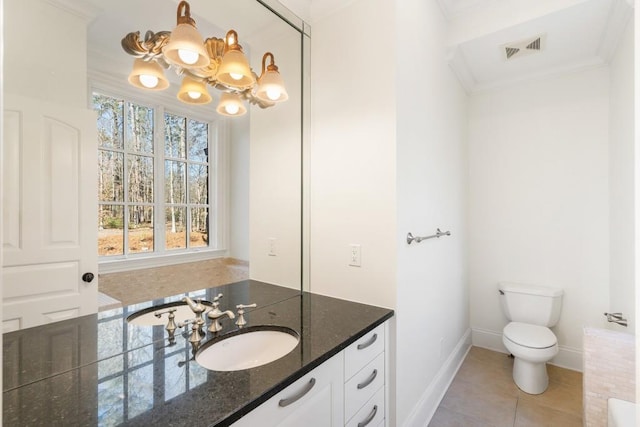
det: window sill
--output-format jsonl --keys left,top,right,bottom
{"left": 98, "top": 249, "right": 228, "bottom": 274}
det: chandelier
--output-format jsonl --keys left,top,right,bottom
{"left": 121, "top": 0, "right": 288, "bottom": 117}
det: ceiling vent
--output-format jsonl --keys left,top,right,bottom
{"left": 502, "top": 34, "right": 545, "bottom": 60}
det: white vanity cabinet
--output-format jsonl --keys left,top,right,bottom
{"left": 231, "top": 321, "right": 388, "bottom": 427}
{"left": 231, "top": 352, "right": 345, "bottom": 427}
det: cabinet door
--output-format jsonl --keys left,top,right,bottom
{"left": 2, "top": 94, "right": 98, "bottom": 330}
{"left": 233, "top": 352, "right": 344, "bottom": 427}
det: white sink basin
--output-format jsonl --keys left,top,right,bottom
{"left": 195, "top": 326, "right": 300, "bottom": 371}
{"left": 127, "top": 300, "right": 213, "bottom": 326}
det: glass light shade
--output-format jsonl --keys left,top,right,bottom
{"left": 177, "top": 76, "right": 212, "bottom": 104}
{"left": 255, "top": 70, "right": 288, "bottom": 103}
{"left": 128, "top": 59, "right": 169, "bottom": 91}
{"left": 162, "top": 23, "right": 210, "bottom": 69}
{"left": 216, "top": 50, "right": 256, "bottom": 89}
{"left": 216, "top": 92, "right": 247, "bottom": 117}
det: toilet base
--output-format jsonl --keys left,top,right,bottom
{"left": 512, "top": 357, "right": 549, "bottom": 395}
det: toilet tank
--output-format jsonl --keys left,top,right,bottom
{"left": 498, "top": 282, "right": 563, "bottom": 327}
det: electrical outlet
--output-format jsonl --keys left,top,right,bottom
{"left": 268, "top": 238, "right": 277, "bottom": 256}
{"left": 349, "top": 244, "right": 361, "bottom": 267}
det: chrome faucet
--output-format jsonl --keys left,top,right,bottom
{"left": 208, "top": 310, "right": 235, "bottom": 333}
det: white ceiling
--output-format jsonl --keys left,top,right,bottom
{"left": 442, "top": 0, "right": 633, "bottom": 92}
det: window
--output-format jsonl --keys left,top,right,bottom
{"left": 94, "top": 93, "right": 214, "bottom": 259}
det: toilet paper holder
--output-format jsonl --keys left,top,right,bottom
{"left": 604, "top": 312, "right": 628, "bottom": 327}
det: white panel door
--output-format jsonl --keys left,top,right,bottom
{"left": 2, "top": 94, "right": 98, "bottom": 331}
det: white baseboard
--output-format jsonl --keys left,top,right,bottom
{"left": 403, "top": 329, "right": 472, "bottom": 427}
{"left": 471, "top": 327, "right": 583, "bottom": 372}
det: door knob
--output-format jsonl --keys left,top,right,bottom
{"left": 82, "top": 272, "right": 95, "bottom": 283}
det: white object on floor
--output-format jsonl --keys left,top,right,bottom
{"left": 608, "top": 398, "right": 637, "bottom": 427}
{"left": 498, "top": 282, "right": 563, "bottom": 394}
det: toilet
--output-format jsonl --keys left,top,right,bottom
{"left": 498, "top": 282, "right": 563, "bottom": 395}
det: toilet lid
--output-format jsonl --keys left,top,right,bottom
{"left": 503, "top": 322, "right": 557, "bottom": 349}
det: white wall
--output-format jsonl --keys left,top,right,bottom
{"left": 4, "top": 0, "right": 87, "bottom": 108}
{"left": 311, "top": 0, "right": 470, "bottom": 425}
{"left": 249, "top": 31, "right": 303, "bottom": 289}
{"left": 309, "top": 0, "right": 397, "bottom": 308}
{"left": 468, "top": 67, "right": 611, "bottom": 370}
{"left": 228, "top": 117, "right": 250, "bottom": 262}
{"left": 395, "top": 1, "right": 469, "bottom": 424}
{"left": 609, "top": 16, "right": 635, "bottom": 335}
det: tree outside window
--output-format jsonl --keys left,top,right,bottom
{"left": 94, "top": 93, "right": 212, "bottom": 257}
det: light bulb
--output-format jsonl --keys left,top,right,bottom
{"left": 178, "top": 49, "right": 199, "bottom": 65}
{"left": 266, "top": 88, "right": 281, "bottom": 101}
{"left": 230, "top": 72, "right": 244, "bottom": 81}
{"left": 139, "top": 74, "right": 159, "bottom": 89}
{"left": 225, "top": 103, "right": 240, "bottom": 115}
{"left": 188, "top": 91, "right": 202, "bottom": 100}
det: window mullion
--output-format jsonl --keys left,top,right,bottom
{"left": 154, "top": 105, "right": 166, "bottom": 254}
{"left": 122, "top": 103, "right": 130, "bottom": 255}
{"left": 185, "top": 124, "right": 191, "bottom": 250}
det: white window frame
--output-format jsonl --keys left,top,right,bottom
{"left": 90, "top": 74, "right": 229, "bottom": 274}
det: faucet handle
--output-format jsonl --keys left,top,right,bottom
{"left": 235, "top": 303, "right": 257, "bottom": 327}
{"left": 212, "top": 293, "right": 223, "bottom": 304}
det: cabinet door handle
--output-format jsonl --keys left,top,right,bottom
{"left": 357, "top": 369, "right": 378, "bottom": 390}
{"left": 278, "top": 378, "right": 316, "bottom": 407}
{"left": 357, "top": 404, "right": 378, "bottom": 427}
{"left": 357, "top": 333, "right": 378, "bottom": 350}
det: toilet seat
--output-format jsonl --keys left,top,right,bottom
{"left": 503, "top": 322, "right": 557, "bottom": 349}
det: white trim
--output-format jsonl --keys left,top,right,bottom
{"left": 471, "top": 326, "right": 506, "bottom": 353}
{"left": 550, "top": 344, "right": 583, "bottom": 372}
{"left": 597, "top": 0, "right": 634, "bottom": 63}
{"left": 403, "top": 329, "right": 472, "bottom": 427}
{"left": 471, "top": 327, "right": 584, "bottom": 372}
{"left": 91, "top": 84, "right": 224, "bottom": 266}
{"left": 98, "top": 249, "right": 228, "bottom": 274}
{"left": 44, "top": 0, "right": 101, "bottom": 21}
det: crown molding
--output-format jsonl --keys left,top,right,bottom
{"left": 43, "top": 0, "right": 102, "bottom": 21}
{"left": 597, "top": 0, "right": 633, "bottom": 63}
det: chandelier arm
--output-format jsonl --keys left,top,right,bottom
{"left": 122, "top": 30, "right": 171, "bottom": 63}
{"left": 241, "top": 89, "right": 275, "bottom": 109}
{"left": 176, "top": 1, "right": 196, "bottom": 26}
{"left": 261, "top": 52, "right": 275, "bottom": 75}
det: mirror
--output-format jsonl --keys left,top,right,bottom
{"left": 2, "top": 0, "right": 309, "bottom": 327}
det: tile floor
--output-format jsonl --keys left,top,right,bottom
{"left": 429, "top": 346, "right": 583, "bottom": 427}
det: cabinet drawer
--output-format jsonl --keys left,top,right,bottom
{"left": 345, "top": 324, "right": 384, "bottom": 380}
{"left": 346, "top": 386, "right": 385, "bottom": 427}
{"left": 345, "top": 352, "right": 385, "bottom": 421}
{"left": 232, "top": 352, "right": 344, "bottom": 427}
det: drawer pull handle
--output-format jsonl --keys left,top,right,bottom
{"left": 357, "top": 404, "right": 378, "bottom": 427}
{"left": 357, "top": 333, "right": 378, "bottom": 350}
{"left": 357, "top": 369, "right": 378, "bottom": 390}
{"left": 278, "top": 378, "right": 316, "bottom": 407}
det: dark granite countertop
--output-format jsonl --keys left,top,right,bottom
{"left": 3, "top": 280, "right": 393, "bottom": 426}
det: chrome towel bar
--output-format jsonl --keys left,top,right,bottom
{"left": 407, "top": 228, "right": 451, "bottom": 244}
